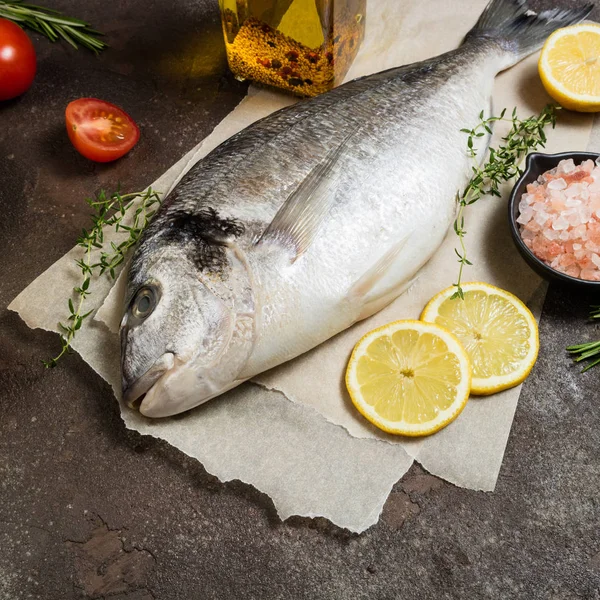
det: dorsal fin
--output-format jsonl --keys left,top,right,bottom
{"left": 255, "top": 130, "right": 355, "bottom": 262}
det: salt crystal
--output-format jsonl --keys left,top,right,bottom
{"left": 589, "top": 181, "right": 600, "bottom": 193}
{"left": 552, "top": 216, "right": 569, "bottom": 230}
{"left": 588, "top": 221, "right": 600, "bottom": 238}
{"left": 572, "top": 224, "right": 588, "bottom": 240}
{"left": 558, "top": 158, "right": 576, "bottom": 173}
{"left": 559, "top": 253, "right": 576, "bottom": 267}
{"left": 565, "top": 184, "right": 582, "bottom": 198}
{"left": 581, "top": 268, "right": 598, "bottom": 281}
{"left": 579, "top": 207, "right": 592, "bottom": 224}
{"left": 565, "top": 265, "right": 581, "bottom": 278}
{"left": 516, "top": 208, "right": 533, "bottom": 225}
{"left": 534, "top": 211, "right": 549, "bottom": 227}
{"left": 519, "top": 159, "right": 600, "bottom": 279}
{"left": 583, "top": 159, "right": 595, "bottom": 173}
{"left": 547, "top": 178, "right": 567, "bottom": 190}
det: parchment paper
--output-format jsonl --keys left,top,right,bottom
{"left": 9, "top": 0, "right": 595, "bottom": 532}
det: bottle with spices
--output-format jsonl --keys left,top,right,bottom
{"left": 218, "top": 0, "right": 366, "bottom": 97}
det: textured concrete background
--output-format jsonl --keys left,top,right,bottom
{"left": 1, "top": 1, "right": 600, "bottom": 598}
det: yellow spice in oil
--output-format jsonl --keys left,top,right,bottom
{"left": 219, "top": 0, "right": 366, "bottom": 97}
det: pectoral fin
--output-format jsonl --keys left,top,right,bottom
{"left": 255, "top": 131, "right": 355, "bottom": 262}
{"left": 348, "top": 234, "right": 413, "bottom": 321}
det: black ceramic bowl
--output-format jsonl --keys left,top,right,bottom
{"left": 508, "top": 151, "right": 600, "bottom": 289}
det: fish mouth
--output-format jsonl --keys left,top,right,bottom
{"left": 122, "top": 352, "right": 175, "bottom": 410}
{"left": 123, "top": 354, "right": 247, "bottom": 418}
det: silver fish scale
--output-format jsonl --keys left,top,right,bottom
{"left": 141, "top": 45, "right": 494, "bottom": 247}
{"left": 243, "top": 46, "right": 501, "bottom": 374}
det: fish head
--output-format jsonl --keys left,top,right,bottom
{"left": 120, "top": 237, "right": 256, "bottom": 418}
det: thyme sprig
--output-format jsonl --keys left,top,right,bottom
{"left": 451, "top": 104, "right": 558, "bottom": 299}
{"left": 0, "top": 0, "right": 106, "bottom": 53}
{"left": 43, "top": 188, "right": 162, "bottom": 368}
{"left": 566, "top": 305, "right": 600, "bottom": 372}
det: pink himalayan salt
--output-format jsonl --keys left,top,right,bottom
{"left": 518, "top": 158, "right": 600, "bottom": 281}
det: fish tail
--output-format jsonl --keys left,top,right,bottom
{"left": 465, "top": 0, "right": 593, "bottom": 66}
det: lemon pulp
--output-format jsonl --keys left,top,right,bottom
{"left": 539, "top": 24, "right": 600, "bottom": 112}
{"left": 346, "top": 321, "right": 471, "bottom": 436}
{"left": 421, "top": 283, "right": 539, "bottom": 395}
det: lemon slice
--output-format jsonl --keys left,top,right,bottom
{"left": 345, "top": 320, "right": 471, "bottom": 437}
{"left": 539, "top": 23, "right": 600, "bottom": 112}
{"left": 421, "top": 283, "right": 539, "bottom": 395}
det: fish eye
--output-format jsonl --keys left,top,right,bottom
{"left": 131, "top": 286, "right": 158, "bottom": 320}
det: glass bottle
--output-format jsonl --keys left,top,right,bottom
{"left": 218, "top": 0, "right": 366, "bottom": 97}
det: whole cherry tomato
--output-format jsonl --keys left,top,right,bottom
{"left": 65, "top": 98, "right": 140, "bottom": 163}
{"left": 0, "top": 18, "right": 36, "bottom": 101}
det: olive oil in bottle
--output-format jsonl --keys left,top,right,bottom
{"left": 219, "top": 0, "right": 366, "bottom": 96}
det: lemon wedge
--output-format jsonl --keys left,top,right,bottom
{"left": 345, "top": 320, "right": 471, "bottom": 437}
{"left": 420, "top": 283, "right": 539, "bottom": 395}
{"left": 539, "top": 23, "right": 600, "bottom": 112}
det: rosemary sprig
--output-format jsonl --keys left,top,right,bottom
{"left": 451, "top": 104, "right": 558, "bottom": 299}
{"left": 43, "top": 188, "right": 162, "bottom": 368}
{"left": 567, "top": 341, "right": 600, "bottom": 372}
{"left": 566, "top": 305, "right": 600, "bottom": 372}
{"left": 0, "top": 0, "right": 106, "bottom": 53}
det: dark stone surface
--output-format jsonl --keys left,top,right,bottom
{"left": 1, "top": 1, "right": 600, "bottom": 598}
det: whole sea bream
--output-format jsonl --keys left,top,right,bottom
{"left": 121, "top": 0, "right": 591, "bottom": 417}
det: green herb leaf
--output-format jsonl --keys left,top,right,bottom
{"left": 453, "top": 104, "right": 558, "bottom": 295}
{"left": 566, "top": 306, "right": 600, "bottom": 372}
{"left": 44, "top": 187, "right": 162, "bottom": 367}
{"left": 0, "top": 0, "right": 107, "bottom": 53}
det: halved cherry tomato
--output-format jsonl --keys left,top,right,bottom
{"left": 65, "top": 98, "right": 140, "bottom": 163}
{"left": 0, "top": 18, "right": 36, "bottom": 101}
